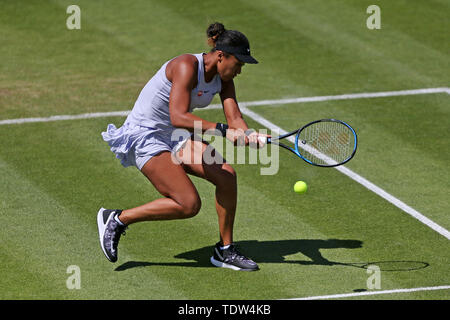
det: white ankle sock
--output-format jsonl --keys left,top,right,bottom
{"left": 114, "top": 214, "right": 125, "bottom": 226}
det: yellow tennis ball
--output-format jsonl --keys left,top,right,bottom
{"left": 294, "top": 181, "right": 307, "bottom": 194}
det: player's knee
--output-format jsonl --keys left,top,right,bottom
{"left": 219, "top": 164, "right": 237, "bottom": 186}
{"left": 180, "top": 194, "right": 202, "bottom": 218}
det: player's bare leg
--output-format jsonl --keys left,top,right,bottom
{"left": 175, "top": 138, "right": 258, "bottom": 271}
{"left": 119, "top": 151, "right": 202, "bottom": 224}
{"left": 175, "top": 139, "right": 236, "bottom": 246}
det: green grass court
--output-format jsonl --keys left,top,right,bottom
{"left": 0, "top": 0, "right": 449, "bottom": 300}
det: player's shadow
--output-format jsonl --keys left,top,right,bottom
{"left": 115, "top": 239, "right": 429, "bottom": 272}
{"left": 115, "top": 239, "right": 360, "bottom": 271}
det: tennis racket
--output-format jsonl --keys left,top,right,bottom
{"left": 258, "top": 119, "right": 357, "bottom": 167}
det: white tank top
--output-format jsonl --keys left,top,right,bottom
{"left": 125, "top": 53, "right": 222, "bottom": 133}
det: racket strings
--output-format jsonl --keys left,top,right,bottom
{"left": 298, "top": 121, "right": 355, "bottom": 165}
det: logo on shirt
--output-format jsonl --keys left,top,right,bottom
{"left": 197, "top": 90, "right": 209, "bottom": 96}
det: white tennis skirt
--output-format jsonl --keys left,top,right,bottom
{"left": 101, "top": 122, "right": 191, "bottom": 170}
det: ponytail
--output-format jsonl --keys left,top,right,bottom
{"left": 206, "top": 22, "right": 226, "bottom": 47}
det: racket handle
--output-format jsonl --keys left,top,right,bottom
{"left": 258, "top": 136, "right": 271, "bottom": 144}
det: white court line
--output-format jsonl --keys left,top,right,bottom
{"left": 0, "top": 87, "right": 448, "bottom": 125}
{"left": 285, "top": 285, "right": 450, "bottom": 300}
{"left": 240, "top": 106, "right": 450, "bottom": 240}
{"left": 0, "top": 111, "right": 130, "bottom": 125}
{"left": 236, "top": 87, "right": 450, "bottom": 108}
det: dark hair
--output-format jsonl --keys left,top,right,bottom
{"left": 206, "top": 22, "right": 250, "bottom": 51}
{"left": 206, "top": 22, "right": 226, "bottom": 40}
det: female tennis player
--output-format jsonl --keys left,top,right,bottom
{"left": 98, "top": 23, "right": 267, "bottom": 271}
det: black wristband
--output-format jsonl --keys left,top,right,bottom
{"left": 215, "top": 123, "right": 229, "bottom": 137}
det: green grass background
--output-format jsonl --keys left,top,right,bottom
{"left": 0, "top": 0, "right": 449, "bottom": 299}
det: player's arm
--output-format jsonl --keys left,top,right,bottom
{"left": 168, "top": 56, "right": 217, "bottom": 132}
{"left": 219, "top": 79, "right": 249, "bottom": 131}
{"left": 220, "top": 79, "right": 269, "bottom": 146}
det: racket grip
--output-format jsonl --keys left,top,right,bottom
{"left": 258, "top": 136, "right": 271, "bottom": 144}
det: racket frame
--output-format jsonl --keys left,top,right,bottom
{"left": 267, "top": 119, "right": 357, "bottom": 167}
